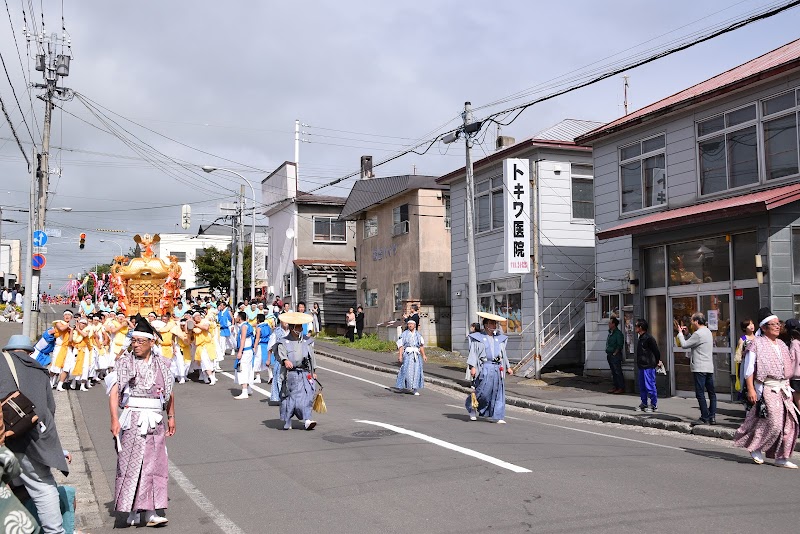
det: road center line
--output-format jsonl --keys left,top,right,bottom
{"left": 445, "top": 404, "right": 685, "bottom": 451}
{"left": 354, "top": 419, "right": 531, "bottom": 473}
{"left": 168, "top": 460, "right": 246, "bottom": 534}
{"left": 315, "top": 365, "right": 391, "bottom": 389}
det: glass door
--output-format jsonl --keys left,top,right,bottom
{"left": 670, "top": 293, "right": 732, "bottom": 396}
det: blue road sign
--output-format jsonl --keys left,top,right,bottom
{"left": 31, "top": 253, "right": 46, "bottom": 270}
{"left": 32, "top": 230, "right": 48, "bottom": 248}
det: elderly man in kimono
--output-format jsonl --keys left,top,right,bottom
{"left": 465, "top": 312, "right": 512, "bottom": 424}
{"left": 107, "top": 315, "right": 176, "bottom": 526}
{"left": 275, "top": 312, "right": 318, "bottom": 430}
{"left": 395, "top": 318, "right": 427, "bottom": 395}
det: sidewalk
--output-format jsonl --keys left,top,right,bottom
{"left": 313, "top": 338, "right": 747, "bottom": 441}
{"left": 0, "top": 324, "right": 105, "bottom": 532}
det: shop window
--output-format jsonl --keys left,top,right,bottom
{"left": 668, "top": 236, "right": 730, "bottom": 286}
{"left": 644, "top": 246, "right": 666, "bottom": 288}
{"left": 619, "top": 135, "right": 666, "bottom": 213}
{"left": 478, "top": 277, "right": 522, "bottom": 334}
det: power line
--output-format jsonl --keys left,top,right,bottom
{"left": 0, "top": 92, "right": 30, "bottom": 167}
{"left": 0, "top": 50, "right": 35, "bottom": 143}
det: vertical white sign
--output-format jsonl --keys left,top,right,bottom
{"left": 504, "top": 158, "right": 531, "bottom": 273}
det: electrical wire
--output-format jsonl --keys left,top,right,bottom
{"left": 0, "top": 92, "right": 30, "bottom": 167}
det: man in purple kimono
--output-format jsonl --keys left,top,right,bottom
{"left": 107, "top": 315, "right": 176, "bottom": 526}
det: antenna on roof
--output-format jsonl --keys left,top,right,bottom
{"left": 623, "top": 75, "right": 630, "bottom": 115}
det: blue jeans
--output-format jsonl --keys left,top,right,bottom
{"left": 607, "top": 353, "right": 624, "bottom": 390}
{"left": 693, "top": 372, "right": 717, "bottom": 421}
{"left": 638, "top": 368, "right": 657, "bottom": 407}
{"left": 13, "top": 453, "right": 64, "bottom": 534}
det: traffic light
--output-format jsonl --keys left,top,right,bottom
{"left": 79, "top": 233, "right": 86, "bottom": 249}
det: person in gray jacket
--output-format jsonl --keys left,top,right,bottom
{"left": 0, "top": 335, "right": 69, "bottom": 533}
{"left": 675, "top": 312, "right": 716, "bottom": 425}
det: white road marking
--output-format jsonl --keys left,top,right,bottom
{"left": 445, "top": 404, "right": 686, "bottom": 452}
{"left": 355, "top": 419, "right": 532, "bottom": 474}
{"left": 168, "top": 460, "right": 246, "bottom": 534}
{"left": 316, "top": 365, "right": 391, "bottom": 390}
{"left": 219, "top": 371, "right": 272, "bottom": 398}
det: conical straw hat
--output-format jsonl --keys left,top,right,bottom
{"left": 477, "top": 311, "right": 507, "bottom": 322}
{"left": 279, "top": 311, "right": 314, "bottom": 325}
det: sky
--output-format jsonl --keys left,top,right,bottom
{"left": 0, "top": 0, "right": 799, "bottom": 289}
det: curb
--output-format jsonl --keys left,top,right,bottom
{"left": 315, "top": 347, "right": 737, "bottom": 441}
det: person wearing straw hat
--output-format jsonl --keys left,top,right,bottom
{"left": 107, "top": 315, "right": 175, "bottom": 526}
{"left": 395, "top": 317, "right": 427, "bottom": 395}
{"left": 268, "top": 318, "right": 289, "bottom": 404}
{"left": 275, "top": 311, "right": 318, "bottom": 430}
{"left": 465, "top": 312, "right": 512, "bottom": 423}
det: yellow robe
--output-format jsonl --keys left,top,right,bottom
{"left": 157, "top": 320, "right": 181, "bottom": 359}
{"left": 71, "top": 329, "right": 90, "bottom": 377}
{"left": 110, "top": 320, "right": 129, "bottom": 356}
{"left": 52, "top": 321, "right": 72, "bottom": 370}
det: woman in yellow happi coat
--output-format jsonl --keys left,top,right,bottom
{"left": 191, "top": 311, "right": 217, "bottom": 385}
{"left": 155, "top": 313, "right": 187, "bottom": 384}
{"left": 49, "top": 310, "right": 74, "bottom": 382}
{"left": 175, "top": 317, "right": 192, "bottom": 384}
{"left": 58, "top": 317, "right": 92, "bottom": 391}
{"left": 108, "top": 312, "right": 130, "bottom": 359}
{"left": 206, "top": 305, "right": 222, "bottom": 367}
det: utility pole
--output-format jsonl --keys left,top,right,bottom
{"left": 463, "top": 102, "right": 479, "bottom": 325}
{"left": 23, "top": 28, "right": 72, "bottom": 337}
{"left": 236, "top": 185, "right": 245, "bottom": 303}
{"left": 623, "top": 75, "right": 629, "bottom": 115}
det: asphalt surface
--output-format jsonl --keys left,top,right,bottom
{"left": 74, "top": 354, "right": 800, "bottom": 534}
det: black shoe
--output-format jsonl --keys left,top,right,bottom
{"left": 709, "top": 418, "right": 717, "bottom": 425}
{"left": 691, "top": 418, "right": 709, "bottom": 426}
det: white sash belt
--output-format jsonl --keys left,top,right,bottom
{"left": 120, "top": 397, "right": 164, "bottom": 435}
{"left": 404, "top": 347, "right": 420, "bottom": 361}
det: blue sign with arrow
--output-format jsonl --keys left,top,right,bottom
{"left": 32, "top": 230, "right": 48, "bottom": 248}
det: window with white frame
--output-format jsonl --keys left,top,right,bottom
{"left": 394, "top": 281, "right": 409, "bottom": 311}
{"left": 170, "top": 251, "right": 187, "bottom": 262}
{"left": 478, "top": 278, "right": 522, "bottom": 334}
{"left": 475, "top": 176, "right": 504, "bottom": 232}
{"left": 312, "top": 282, "right": 325, "bottom": 296}
{"left": 283, "top": 273, "right": 292, "bottom": 296}
{"left": 697, "top": 104, "right": 759, "bottom": 194}
{"left": 620, "top": 135, "right": 666, "bottom": 213}
{"left": 364, "top": 217, "right": 378, "bottom": 239}
{"left": 392, "top": 204, "right": 409, "bottom": 236}
{"left": 313, "top": 217, "right": 346, "bottom": 243}
{"left": 696, "top": 90, "right": 800, "bottom": 195}
{"left": 571, "top": 164, "right": 594, "bottom": 220}
{"left": 600, "top": 294, "right": 622, "bottom": 320}
{"left": 364, "top": 288, "right": 378, "bottom": 307}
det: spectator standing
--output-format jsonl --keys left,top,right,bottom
{"left": 345, "top": 307, "right": 356, "bottom": 342}
{"left": 675, "top": 313, "right": 716, "bottom": 425}
{"left": 311, "top": 302, "right": 321, "bottom": 335}
{"left": 403, "top": 304, "right": 420, "bottom": 330}
{"left": 605, "top": 316, "right": 625, "bottom": 394}
{"left": 355, "top": 306, "right": 364, "bottom": 339}
{"left": 0, "top": 335, "right": 70, "bottom": 533}
{"left": 634, "top": 319, "right": 661, "bottom": 413}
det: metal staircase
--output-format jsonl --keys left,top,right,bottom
{"left": 513, "top": 281, "right": 594, "bottom": 378}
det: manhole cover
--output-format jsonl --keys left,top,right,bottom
{"left": 352, "top": 429, "right": 397, "bottom": 438}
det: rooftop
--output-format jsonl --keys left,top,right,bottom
{"left": 339, "top": 174, "right": 443, "bottom": 220}
{"left": 576, "top": 39, "right": 800, "bottom": 145}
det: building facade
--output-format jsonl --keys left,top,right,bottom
{"left": 576, "top": 39, "right": 800, "bottom": 398}
{"left": 155, "top": 229, "right": 232, "bottom": 291}
{"left": 440, "top": 119, "right": 599, "bottom": 366}
{"left": 0, "top": 238, "right": 21, "bottom": 289}
{"left": 263, "top": 161, "right": 357, "bottom": 329}
{"left": 340, "top": 174, "right": 451, "bottom": 347}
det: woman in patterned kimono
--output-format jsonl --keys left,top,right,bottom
{"left": 275, "top": 312, "right": 317, "bottom": 430}
{"left": 108, "top": 316, "right": 175, "bottom": 526}
{"left": 734, "top": 308, "right": 799, "bottom": 468}
{"left": 395, "top": 318, "right": 427, "bottom": 395}
{"left": 465, "top": 312, "right": 512, "bottom": 424}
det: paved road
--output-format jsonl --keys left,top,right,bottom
{"left": 75, "top": 355, "right": 797, "bottom": 534}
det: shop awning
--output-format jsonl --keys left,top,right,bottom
{"left": 596, "top": 183, "right": 800, "bottom": 240}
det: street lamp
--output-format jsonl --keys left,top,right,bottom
{"left": 202, "top": 165, "right": 257, "bottom": 300}
{"left": 99, "top": 239, "right": 125, "bottom": 256}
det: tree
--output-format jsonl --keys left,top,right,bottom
{"left": 193, "top": 245, "right": 253, "bottom": 295}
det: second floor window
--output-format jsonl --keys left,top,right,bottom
{"left": 476, "top": 176, "right": 504, "bottom": 232}
{"left": 571, "top": 164, "right": 594, "bottom": 220}
{"left": 698, "top": 104, "right": 759, "bottom": 194}
{"left": 170, "top": 251, "right": 187, "bottom": 262}
{"left": 392, "top": 204, "right": 409, "bottom": 236}
{"left": 364, "top": 288, "right": 378, "bottom": 307}
{"left": 313, "top": 217, "right": 346, "bottom": 243}
{"left": 619, "top": 134, "right": 666, "bottom": 213}
{"left": 394, "top": 281, "right": 409, "bottom": 311}
{"left": 364, "top": 217, "right": 378, "bottom": 239}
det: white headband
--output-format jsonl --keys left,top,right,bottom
{"left": 759, "top": 315, "right": 778, "bottom": 327}
{"left": 131, "top": 332, "right": 155, "bottom": 340}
